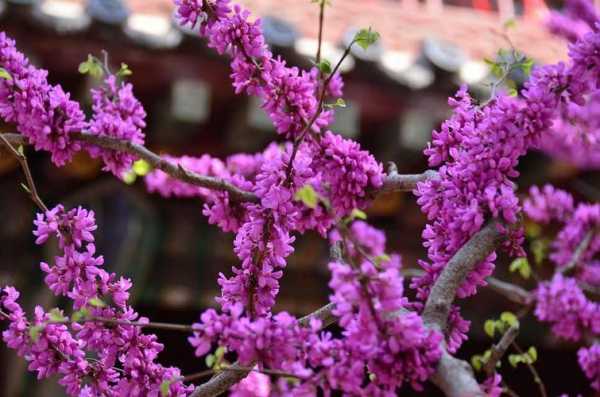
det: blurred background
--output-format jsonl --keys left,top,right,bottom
{"left": 0, "top": 0, "right": 598, "bottom": 395}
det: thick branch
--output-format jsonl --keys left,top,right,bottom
{"left": 379, "top": 169, "right": 439, "bottom": 193}
{"left": 423, "top": 220, "right": 504, "bottom": 397}
{"left": 1, "top": 133, "right": 436, "bottom": 199}
{"left": 423, "top": 220, "right": 503, "bottom": 330}
{"left": 483, "top": 324, "right": 520, "bottom": 376}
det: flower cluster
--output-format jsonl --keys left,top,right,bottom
{"left": 2, "top": 205, "right": 193, "bottom": 396}
{"left": 0, "top": 32, "right": 148, "bottom": 176}
{"left": 0, "top": 32, "right": 85, "bottom": 166}
{"left": 87, "top": 75, "right": 146, "bottom": 177}
{"left": 534, "top": 274, "right": 599, "bottom": 341}
{"left": 578, "top": 344, "right": 600, "bottom": 391}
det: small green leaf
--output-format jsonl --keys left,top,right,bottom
{"left": 354, "top": 27, "right": 380, "bottom": 50}
{"left": 508, "top": 354, "right": 521, "bottom": 367}
{"left": 160, "top": 379, "right": 172, "bottom": 397}
{"left": 71, "top": 308, "right": 90, "bottom": 322}
{"left": 335, "top": 98, "right": 346, "bottom": 108}
{"left": 122, "top": 170, "right": 137, "bottom": 185}
{"left": 17, "top": 145, "right": 24, "bottom": 156}
{"left": 368, "top": 372, "right": 376, "bottom": 381}
{"left": 530, "top": 239, "right": 548, "bottom": 265}
{"left": 525, "top": 222, "right": 541, "bottom": 238}
{"left": 205, "top": 354, "right": 216, "bottom": 368}
{"left": 0, "top": 67, "right": 12, "bottom": 81}
{"left": 78, "top": 55, "right": 103, "bottom": 79}
{"left": 29, "top": 325, "right": 43, "bottom": 342}
{"left": 295, "top": 185, "right": 318, "bottom": 209}
{"left": 508, "top": 87, "right": 518, "bottom": 97}
{"left": 350, "top": 208, "right": 367, "bottom": 220}
{"left": 484, "top": 320, "right": 496, "bottom": 338}
{"left": 89, "top": 297, "right": 106, "bottom": 308}
{"left": 117, "top": 63, "right": 133, "bottom": 77}
{"left": 133, "top": 159, "right": 152, "bottom": 176}
{"left": 527, "top": 346, "right": 538, "bottom": 362}
{"left": 49, "top": 308, "right": 67, "bottom": 322}
{"left": 503, "top": 18, "right": 517, "bottom": 29}
{"left": 316, "top": 59, "right": 332, "bottom": 75}
{"left": 374, "top": 254, "right": 391, "bottom": 265}
{"left": 482, "top": 349, "right": 492, "bottom": 363}
{"left": 521, "top": 58, "right": 534, "bottom": 76}
{"left": 471, "top": 355, "right": 483, "bottom": 371}
{"left": 509, "top": 257, "right": 530, "bottom": 280}
{"left": 500, "top": 312, "right": 519, "bottom": 328}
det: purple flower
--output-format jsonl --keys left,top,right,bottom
{"left": 578, "top": 344, "right": 600, "bottom": 390}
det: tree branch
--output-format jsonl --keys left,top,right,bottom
{"left": 484, "top": 324, "right": 520, "bottom": 376}
{"left": 423, "top": 220, "right": 503, "bottom": 330}
{"left": 423, "top": 220, "right": 505, "bottom": 397}
{"left": 0, "top": 133, "right": 436, "bottom": 200}
{"left": 486, "top": 277, "right": 532, "bottom": 306}
{"left": 0, "top": 133, "right": 49, "bottom": 212}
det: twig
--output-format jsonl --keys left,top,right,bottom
{"left": 484, "top": 324, "right": 520, "bottom": 376}
{"left": 87, "top": 316, "right": 194, "bottom": 332}
{"left": 512, "top": 342, "right": 547, "bottom": 397}
{"left": 0, "top": 133, "right": 49, "bottom": 212}
{"left": 315, "top": 0, "right": 325, "bottom": 64}
{"left": 561, "top": 229, "right": 594, "bottom": 274}
{"left": 486, "top": 277, "right": 532, "bottom": 306}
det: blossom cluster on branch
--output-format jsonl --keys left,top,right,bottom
{"left": 0, "top": 0, "right": 599, "bottom": 395}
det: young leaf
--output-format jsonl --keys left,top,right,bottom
{"left": 78, "top": 55, "right": 103, "bottom": 79}
{"left": 521, "top": 58, "right": 534, "bottom": 76}
{"left": 133, "top": 159, "right": 152, "bottom": 176}
{"left": 350, "top": 208, "right": 367, "bottom": 220}
{"left": 205, "top": 354, "right": 216, "bottom": 368}
{"left": 500, "top": 311, "right": 519, "bottom": 328}
{"left": 484, "top": 320, "right": 496, "bottom": 338}
{"left": 122, "top": 170, "right": 137, "bottom": 185}
{"left": 354, "top": 28, "right": 380, "bottom": 50}
{"left": 527, "top": 346, "right": 538, "bottom": 362}
{"left": 29, "top": 325, "right": 43, "bottom": 342}
{"left": 471, "top": 355, "right": 483, "bottom": 371}
{"left": 509, "top": 257, "right": 530, "bottom": 279}
{"left": 71, "top": 307, "right": 90, "bottom": 322}
{"left": 89, "top": 297, "right": 106, "bottom": 308}
{"left": 316, "top": 59, "right": 332, "bottom": 75}
{"left": 0, "top": 67, "right": 12, "bottom": 81}
{"left": 508, "top": 354, "right": 522, "bottom": 367}
{"left": 160, "top": 380, "right": 172, "bottom": 397}
{"left": 530, "top": 239, "right": 548, "bottom": 265}
{"left": 295, "top": 185, "right": 318, "bottom": 209}
{"left": 117, "top": 63, "right": 133, "bottom": 77}
{"left": 49, "top": 308, "right": 67, "bottom": 322}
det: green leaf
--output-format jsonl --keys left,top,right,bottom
{"left": 482, "top": 349, "right": 492, "bottom": 363}
{"left": 117, "top": 63, "right": 133, "bottom": 77}
{"left": 527, "top": 346, "right": 538, "bottom": 362}
{"left": 49, "top": 308, "right": 67, "bottom": 322}
{"left": 503, "top": 18, "right": 517, "bottom": 29}
{"left": 350, "top": 208, "right": 367, "bottom": 220}
{"left": 316, "top": 59, "right": 332, "bottom": 75}
{"left": 133, "top": 159, "right": 152, "bottom": 176}
{"left": 29, "top": 325, "right": 43, "bottom": 342}
{"left": 484, "top": 320, "right": 496, "bottom": 338}
{"left": 354, "top": 27, "right": 380, "bottom": 50}
{"left": 530, "top": 239, "right": 548, "bottom": 265}
{"left": 508, "top": 354, "right": 522, "bottom": 367}
{"left": 205, "top": 354, "right": 216, "bottom": 368}
{"left": 89, "top": 297, "right": 106, "bottom": 308}
{"left": 122, "top": 170, "right": 137, "bottom": 185}
{"left": 521, "top": 58, "right": 534, "bottom": 76}
{"left": 17, "top": 145, "right": 24, "bottom": 156}
{"left": 0, "top": 67, "right": 12, "bottom": 81}
{"left": 78, "top": 55, "right": 103, "bottom": 79}
{"left": 71, "top": 308, "right": 90, "bottom": 322}
{"left": 500, "top": 311, "right": 519, "bottom": 328}
{"left": 525, "top": 222, "right": 541, "bottom": 238}
{"left": 295, "top": 185, "right": 318, "bottom": 209}
{"left": 160, "top": 380, "right": 172, "bottom": 397}
{"left": 508, "top": 87, "right": 518, "bottom": 97}
{"left": 471, "top": 355, "right": 483, "bottom": 371}
{"left": 374, "top": 254, "right": 391, "bottom": 266}
{"left": 335, "top": 98, "right": 346, "bottom": 107}
{"left": 509, "top": 257, "right": 530, "bottom": 279}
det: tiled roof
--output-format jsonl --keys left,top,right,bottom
{"left": 1, "top": 0, "right": 568, "bottom": 89}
